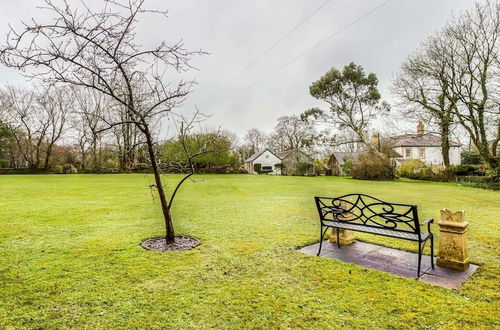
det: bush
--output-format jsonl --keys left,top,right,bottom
{"left": 461, "top": 151, "right": 482, "bottom": 165}
{"left": 0, "top": 158, "right": 9, "bottom": 168}
{"left": 341, "top": 159, "right": 352, "bottom": 176}
{"left": 53, "top": 165, "right": 64, "bottom": 174}
{"left": 295, "top": 162, "right": 313, "bottom": 176}
{"left": 350, "top": 152, "right": 395, "bottom": 180}
{"left": 253, "top": 163, "right": 262, "bottom": 174}
{"left": 397, "top": 159, "right": 433, "bottom": 179}
{"left": 450, "top": 164, "right": 484, "bottom": 176}
{"left": 63, "top": 164, "right": 78, "bottom": 174}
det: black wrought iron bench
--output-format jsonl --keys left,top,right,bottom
{"left": 314, "top": 193, "right": 434, "bottom": 278}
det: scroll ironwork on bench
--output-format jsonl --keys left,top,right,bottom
{"left": 314, "top": 193, "right": 434, "bottom": 278}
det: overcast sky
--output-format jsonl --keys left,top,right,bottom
{"left": 0, "top": 0, "right": 478, "bottom": 140}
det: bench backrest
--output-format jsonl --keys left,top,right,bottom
{"left": 315, "top": 193, "right": 420, "bottom": 234}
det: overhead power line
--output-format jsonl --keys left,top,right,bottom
{"left": 197, "top": 0, "right": 332, "bottom": 106}
{"left": 206, "top": 0, "right": 392, "bottom": 112}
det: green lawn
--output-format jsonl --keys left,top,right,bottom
{"left": 0, "top": 174, "right": 498, "bottom": 329}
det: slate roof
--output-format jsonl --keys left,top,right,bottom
{"left": 382, "top": 133, "right": 461, "bottom": 147}
{"left": 330, "top": 152, "right": 361, "bottom": 165}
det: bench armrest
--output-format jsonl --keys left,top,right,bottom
{"left": 420, "top": 218, "right": 434, "bottom": 226}
{"left": 420, "top": 218, "right": 434, "bottom": 233}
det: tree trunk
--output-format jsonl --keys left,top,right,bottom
{"left": 143, "top": 125, "right": 175, "bottom": 244}
{"left": 440, "top": 116, "right": 451, "bottom": 168}
{"left": 44, "top": 145, "right": 53, "bottom": 169}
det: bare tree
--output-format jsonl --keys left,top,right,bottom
{"left": 392, "top": 35, "right": 458, "bottom": 168}
{"left": 1, "top": 86, "right": 46, "bottom": 168}
{"left": 243, "top": 128, "right": 268, "bottom": 155}
{"left": 441, "top": 1, "right": 500, "bottom": 167}
{"left": 73, "top": 88, "right": 108, "bottom": 170}
{"left": 39, "top": 87, "right": 71, "bottom": 169}
{"left": 269, "top": 115, "right": 317, "bottom": 152}
{"left": 0, "top": 0, "right": 205, "bottom": 243}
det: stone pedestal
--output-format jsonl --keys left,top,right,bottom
{"left": 437, "top": 208, "right": 469, "bottom": 271}
{"left": 330, "top": 229, "right": 356, "bottom": 245}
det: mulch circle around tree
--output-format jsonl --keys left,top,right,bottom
{"left": 140, "top": 236, "right": 201, "bottom": 252}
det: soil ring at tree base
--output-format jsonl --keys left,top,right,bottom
{"left": 141, "top": 235, "right": 201, "bottom": 252}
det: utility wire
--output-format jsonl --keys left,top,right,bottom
{"left": 206, "top": 0, "right": 392, "bottom": 112}
{"left": 196, "top": 0, "right": 332, "bottom": 106}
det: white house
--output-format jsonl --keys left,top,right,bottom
{"left": 379, "top": 122, "right": 461, "bottom": 166}
{"left": 244, "top": 148, "right": 314, "bottom": 175}
{"left": 244, "top": 148, "right": 283, "bottom": 174}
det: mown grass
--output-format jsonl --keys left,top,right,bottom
{"left": 0, "top": 174, "right": 498, "bottom": 329}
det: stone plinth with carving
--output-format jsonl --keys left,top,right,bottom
{"left": 437, "top": 208, "right": 469, "bottom": 271}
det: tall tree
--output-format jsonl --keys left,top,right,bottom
{"left": 303, "top": 62, "right": 387, "bottom": 153}
{"left": 0, "top": 0, "right": 204, "bottom": 244}
{"left": 243, "top": 128, "right": 268, "bottom": 155}
{"left": 269, "top": 114, "right": 317, "bottom": 151}
{"left": 393, "top": 36, "right": 457, "bottom": 168}
{"left": 38, "top": 87, "right": 71, "bottom": 169}
{"left": 441, "top": 1, "right": 500, "bottom": 167}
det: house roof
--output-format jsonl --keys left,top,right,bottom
{"left": 245, "top": 148, "right": 279, "bottom": 163}
{"left": 277, "top": 149, "right": 314, "bottom": 160}
{"left": 382, "top": 133, "right": 461, "bottom": 147}
{"left": 330, "top": 152, "right": 361, "bottom": 165}
{"left": 245, "top": 148, "right": 313, "bottom": 163}
{"left": 276, "top": 150, "right": 293, "bottom": 159}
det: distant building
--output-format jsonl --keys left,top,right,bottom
{"left": 244, "top": 148, "right": 314, "bottom": 175}
{"left": 327, "top": 122, "right": 462, "bottom": 175}
{"left": 328, "top": 152, "right": 361, "bottom": 176}
{"left": 380, "top": 122, "right": 461, "bottom": 166}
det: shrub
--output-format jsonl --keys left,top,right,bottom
{"left": 53, "top": 165, "right": 64, "bottom": 174}
{"left": 461, "top": 151, "right": 482, "bottom": 165}
{"left": 450, "top": 164, "right": 481, "bottom": 176}
{"left": 134, "top": 163, "right": 150, "bottom": 171}
{"left": 0, "top": 158, "right": 9, "bottom": 168}
{"left": 295, "top": 162, "right": 313, "bottom": 176}
{"left": 274, "top": 163, "right": 284, "bottom": 172}
{"left": 341, "top": 159, "right": 352, "bottom": 176}
{"left": 253, "top": 163, "right": 262, "bottom": 174}
{"left": 63, "top": 164, "right": 78, "bottom": 174}
{"left": 350, "top": 152, "right": 395, "bottom": 180}
{"left": 397, "top": 159, "right": 432, "bottom": 179}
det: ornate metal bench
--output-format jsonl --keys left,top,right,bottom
{"left": 314, "top": 193, "right": 434, "bottom": 278}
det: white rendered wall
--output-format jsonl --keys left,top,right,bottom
{"left": 250, "top": 150, "right": 282, "bottom": 174}
{"left": 395, "top": 146, "right": 461, "bottom": 166}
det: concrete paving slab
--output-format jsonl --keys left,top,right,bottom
{"left": 299, "top": 240, "right": 478, "bottom": 290}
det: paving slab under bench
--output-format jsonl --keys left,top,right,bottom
{"left": 300, "top": 241, "right": 478, "bottom": 290}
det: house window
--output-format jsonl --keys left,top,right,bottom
{"left": 404, "top": 148, "right": 412, "bottom": 158}
{"left": 261, "top": 166, "right": 272, "bottom": 171}
{"left": 418, "top": 147, "right": 425, "bottom": 159}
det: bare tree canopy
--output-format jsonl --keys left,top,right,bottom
{"left": 440, "top": 1, "right": 499, "bottom": 167}
{"left": 268, "top": 115, "right": 317, "bottom": 152}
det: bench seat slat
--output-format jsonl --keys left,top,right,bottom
{"left": 324, "top": 221, "right": 430, "bottom": 241}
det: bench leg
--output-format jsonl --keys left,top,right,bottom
{"left": 336, "top": 228, "right": 340, "bottom": 249}
{"left": 430, "top": 234, "right": 435, "bottom": 269}
{"left": 317, "top": 226, "right": 329, "bottom": 256}
{"left": 417, "top": 242, "right": 423, "bottom": 279}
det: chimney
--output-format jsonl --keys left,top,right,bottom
{"left": 370, "top": 132, "right": 380, "bottom": 146}
{"left": 417, "top": 121, "right": 425, "bottom": 136}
